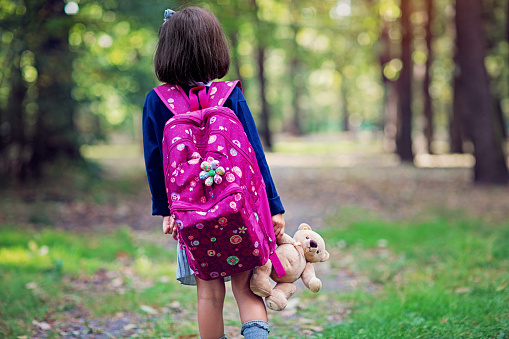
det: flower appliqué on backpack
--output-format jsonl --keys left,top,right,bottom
{"left": 199, "top": 159, "right": 225, "bottom": 186}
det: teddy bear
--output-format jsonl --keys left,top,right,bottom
{"left": 250, "top": 223, "right": 329, "bottom": 311}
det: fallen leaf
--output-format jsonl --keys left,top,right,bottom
{"left": 32, "top": 320, "right": 51, "bottom": 331}
{"left": 305, "top": 325, "right": 324, "bottom": 332}
{"left": 25, "top": 282, "right": 37, "bottom": 289}
{"left": 115, "top": 250, "right": 130, "bottom": 261}
{"left": 169, "top": 301, "right": 181, "bottom": 308}
{"left": 110, "top": 277, "right": 123, "bottom": 288}
{"left": 159, "top": 276, "right": 171, "bottom": 283}
{"left": 140, "top": 305, "right": 158, "bottom": 315}
{"left": 28, "top": 240, "right": 38, "bottom": 252}
{"left": 123, "top": 323, "right": 138, "bottom": 331}
{"left": 280, "top": 309, "right": 297, "bottom": 317}
{"left": 496, "top": 280, "right": 508, "bottom": 292}
{"left": 39, "top": 245, "right": 49, "bottom": 256}
{"left": 455, "top": 287, "right": 471, "bottom": 294}
{"left": 298, "top": 318, "right": 315, "bottom": 324}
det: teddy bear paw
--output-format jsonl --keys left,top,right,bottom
{"left": 309, "top": 278, "right": 322, "bottom": 293}
{"left": 265, "top": 296, "right": 287, "bottom": 311}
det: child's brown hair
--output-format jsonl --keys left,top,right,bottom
{"left": 154, "top": 7, "right": 230, "bottom": 86}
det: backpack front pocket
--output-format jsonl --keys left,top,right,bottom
{"left": 171, "top": 185, "right": 266, "bottom": 280}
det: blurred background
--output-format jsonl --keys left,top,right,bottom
{"left": 1, "top": 1, "right": 509, "bottom": 338}
{"left": 1, "top": 0, "right": 508, "bottom": 184}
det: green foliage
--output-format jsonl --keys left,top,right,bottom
{"left": 2, "top": 0, "right": 509, "bottom": 180}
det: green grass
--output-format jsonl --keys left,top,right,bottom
{"left": 316, "top": 212, "right": 509, "bottom": 338}
{"left": 0, "top": 225, "right": 189, "bottom": 338}
{"left": 1, "top": 210, "right": 508, "bottom": 338}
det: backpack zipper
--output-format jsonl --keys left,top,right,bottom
{"left": 162, "top": 136, "right": 194, "bottom": 179}
{"left": 208, "top": 130, "right": 255, "bottom": 169}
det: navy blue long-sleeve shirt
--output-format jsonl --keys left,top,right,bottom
{"left": 142, "top": 84, "right": 284, "bottom": 217}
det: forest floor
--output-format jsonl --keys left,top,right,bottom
{"left": 1, "top": 146, "right": 509, "bottom": 338}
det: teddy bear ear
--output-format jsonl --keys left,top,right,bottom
{"left": 298, "top": 223, "right": 312, "bottom": 231}
{"left": 320, "top": 250, "right": 330, "bottom": 262}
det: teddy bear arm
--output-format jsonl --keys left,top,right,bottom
{"left": 276, "top": 233, "right": 295, "bottom": 246}
{"left": 301, "top": 262, "right": 322, "bottom": 293}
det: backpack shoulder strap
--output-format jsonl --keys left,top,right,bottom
{"left": 154, "top": 81, "right": 242, "bottom": 114}
{"left": 153, "top": 84, "right": 190, "bottom": 116}
{"left": 208, "top": 81, "right": 242, "bottom": 107}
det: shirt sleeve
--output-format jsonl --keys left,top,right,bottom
{"left": 225, "top": 86, "right": 285, "bottom": 216}
{"left": 142, "top": 90, "right": 172, "bottom": 216}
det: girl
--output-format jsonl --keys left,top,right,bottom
{"left": 142, "top": 7, "right": 285, "bottom": 339}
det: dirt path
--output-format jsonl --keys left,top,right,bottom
{"left": 10, "top": 153, "right": 506, "bottom": 235}
{"left": 268, "top": 153, "right": 508, "bottom": 233}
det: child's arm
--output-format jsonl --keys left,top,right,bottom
{"left": 142, "top": 91, "right": 173, "bottom": 216}
{"left": 272, "top": 213, "right": 285, "bottom": 240}
{"left": 225, "top": 87, "right": 285, "bottom": 217}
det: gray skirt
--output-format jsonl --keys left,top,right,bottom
{"left": 176, "top": 245, "right": 231, "bottom": 285}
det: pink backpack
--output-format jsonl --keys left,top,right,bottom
{"left": 154, "top": 81, "right": 285, "bottom": 281}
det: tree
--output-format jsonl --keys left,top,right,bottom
{"left": 482, "top": 0, "right": 507, "bottom": 141}
{"left": 396, "top": 0, "right": 414, "bottom": 162}
{"left": 450, "top": 60, "right": 465, "bottom": 154}
{"left": 289, "top": 23, "right": 304, "bottom": 136}
{"left": 250, "top": 0, "right": 273, "bottom": 150}
{"left": 0, "top": 0, "right": 79, "bottom": 180}
{"left": 380, "top": 20, "right": 397, "bottom": 152}
{"left": 423, "top": 0, "right": 434, "bottom": 154}
{"left": 455, "top": 0, "right": 508, "bottom": 184}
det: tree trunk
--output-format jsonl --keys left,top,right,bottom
{"left": 396, "top": 0, "right": 414, "bottom": 162}
{"left": 482, "top": 0, "right": 507, "bottom": 141}
{"left": 251, "top": 0, "right": 273, "bottom": 150}
{"left": 288, "top": 14, "right": 303, "bottom": 136}
{"left": 228, "top": 1, "right": 245, "bottom": 85}
{"left": 341, "top": 76, "right": 349, "bottom": 132}
{"left": 380, "top": 21, "right": 396, "bottom": 152}
{"left": 423, "top": 0, "right": 434, "bottom": 154}
{"left": 495, "top": 102, "right": 507, "bottom": 139}
{"left": 256, "top": 47, "right": 273, "bottom": 150}
{"left": 507, "top": 0, "right": 509, "bottom": 43}
{"left": 450, "top": 7, "right": 464, "bottom": 154}
{"left": 1, "top": 0, "right": 80, "bottom": 180}
{"left": 290, "top": 55, "right": 303, "bottom": 135}
{"left": 229, "top": 30, "right": 247, "bottom": 86}
{"left": 450, "top": 68, "right": 465, "bottom": 153}
{"left": 3, "top": 66, "right": 29, "bottom": 178}
{"left": 455, "top": 0, "right": 508, "bottom": 184}
{"left": 30, "top": 0, "right": 80, "bottom": 176}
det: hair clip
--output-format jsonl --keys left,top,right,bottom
{"left": 164, "top": 9, "right": 175, "bottom": 23}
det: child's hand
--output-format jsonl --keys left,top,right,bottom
{"left": 163, "top": 216, "right": 177, "bottom": 240}
{"left": 272, "top": 213, "right": 285, "bottom": 240}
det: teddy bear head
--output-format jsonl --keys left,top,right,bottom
{"left": 293, "top": 223, "right": 329, "bottom": 263}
